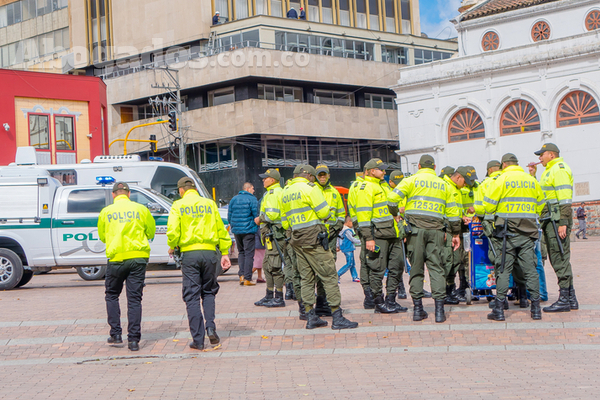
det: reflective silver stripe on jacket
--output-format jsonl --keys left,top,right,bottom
{"left": 474, "top": 200, "right": 483, "bottom": 206}
{"left": 358, "top": 221, "right": 372, "bottom": 227}
{"left": 446, "top": 201, "right": 458, "bottom": 208}
{"left": 483, "top": 214, "right": 495, "bottom": 221}
{"left": 373, "top": 201, "right": 388, "bottom": 208}
{"left": 265, "top": 207, "right": 280, "bottom": 213}
{"left": 392, "top": 188, "right": 406, "bottom": 198}
{"left": 314, "top": 201, "right": 328, "bottom": 212}
{"left": 355, "top": 206, "right": 372, "bottom": 212}
{"left": 407, "top": 195, "right": 445, "bottom": 204}
{"left": 558, "top": 199, "right": 572, "bottom": 205}
{"left": 447, "top": 217, "right": 462, "bottom": 221}
{"left": 498, "top": 197, "right": 538, "bottom": 204}
{"left": 495, "top": 212, "right": 538, "bottom": 219}
{"left": 372, "top": 216, "right": 394, "bottom": 223}
{"left": 483, "top": 196, "right": 498, "bottom": 205}
{"left": 405, "top": 210, "right": 444, "bottom": 219}
{"left": 290, "top": 219, "right": 322, "bottom": 230}
{"left": 285, "top": 206, "right": 312, "bottom": 216}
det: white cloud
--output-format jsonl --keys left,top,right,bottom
{"left": 420, "top": 0, "right": 463, "bottom": 39}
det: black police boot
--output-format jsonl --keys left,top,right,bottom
{"left": 530, "top": 298, "right": 542, "bottom": 320}
{"left": 363, "top": 287, "right": 376, "bottom": 309}
{"left": 107, "top": 334, "right": 123, "bottom": 345}
{"left": 386, "top": 293, "right": 408, "bottom": 313}
{"left": 444, "top": 284, "right": 459, "bottom": 305}
{"left": 306, "top": 308, "right": 328, "bottom": 329}
{"left": 266, "top": 290, "right": 285, "bottom": 308}
{"left": 254, "top": 289, "right": 274, "bottom": 307}
{"left": 285, "top": 283, "right": 295, "bottom": 300}
{"left": 374, "top": 294, "right": 399, "bottom": 313}
{"left": 434, "top": 299, "right": 446, "bottom": 323}
{"left": 331, "top": 308, "right": 359, "bottom": 330}
{"left": 543, "top": 288, "right": 571, "bottom": 313}
{"left": 397, "top": 277, "right": 407, "bottom": 300}
{"left": 487, "top": 297, "right": 506, "bottom": 321}
{"left": 519, "top": 285, "right": 529, "bottom": 308}
{"left": 488, "top": 297, "right": 509, "bottom": 310}
{"left": 412, "top": 298, "right": 428, "bottom": 321}
{"left": 206, "top": 327, "right": 220, "bottom": 345}
{"left": 298, "top": 301, "right": 308, "bottom": 321}
{"left": 128, "top": 341, "right": 140, "bottom": 351}
{"left": 569, "top": 285, "right": 579, "bottom": 310}
{"left": 456, "top": 276, "right": 468, "bottom": 302}
{"left": 423, "top": 289, "right": 432, "bottom": 298}
{"left": 315, "top": 295, "right": 333, "bottom": 316}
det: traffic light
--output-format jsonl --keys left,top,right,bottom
{"left": 149, "top": 134, "right": 157, "bottom": 152}
{"left": 168, "top": 111, "right": 177, "bottom": 132}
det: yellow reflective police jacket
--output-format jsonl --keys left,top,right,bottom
{"left": 442, "top": 175, "right": 464, "bottom": 234}
{"left": 259, "top": 182, "right": 283, "bottom": 227}
{"left": 356, "top": 175, "right": 398, "bottom": 241}
{"left": 347, "top": 176, "right": 364, "bottom": 224}
{"left": 281, "top": 177, "right": 330, "bottom": 231}
{"left": 388, "top": 168, "right": 458, "bottom": 231}
{"left": 539, "top": 157, "right": 573, "bottom": 225}
{"left": 474, "top": 170, "right": 502, "bottom": 219}
{"left": 319, "top": 183, "right": 346, "bottom": 229}
{"left": 98, "top": 195, "right": 156, "bottom": 262}
{"left": 167, "top": 189, "right": 232, "bottom": 254}
{"left": 483, "top": 165, "right": 545, "bottom": 220}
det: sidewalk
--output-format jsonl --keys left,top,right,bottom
{"left": 1, "top": 239, "right": 599, "bottom": 399}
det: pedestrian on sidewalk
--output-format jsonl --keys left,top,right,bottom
{"left": 167, "top": 177, "right": 232, "bottom": 350}
{"left": 228, "top": 182, "right": 259, "bottom": 286}
{"left": 337, "top": 216, "right": 360, "bottom": 282}
{"left": 576, "top": 203, "right": 588, "bottom": 239}
{"left": 98, "top": 182, "right": 156, "bottom": 352}
{"left": 252, "top": 230, "right": 266, "bottom": 283}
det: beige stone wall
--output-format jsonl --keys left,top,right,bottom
{"left": 0, "top": 7, "right": 68, "bottom": 46}
{"left": 109, "top": 99, "right": 398, "bottom": 155}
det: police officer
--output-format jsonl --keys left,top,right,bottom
{"left": 356, "top": 159, "right": 407, "bottom": 314}
{"left": 454, "top": 166, "right": 478, "bottom": 301}
{"left": 484, "top": 153, "right": 544, "bottom": 321}
{"left": 98, "top": 182, "right": 156, "bottom": 352}
{"left": 387, "top": 170, "right": 408, "bottom": 300}
{"left": 281, "top": 165, "right": 358, "bottom": 330}
{"left": 254, "top": 168, "right": 286, "bottom": 308}
{"left": 388, "top": 155, "right": 461, "bottom": 323}
{"left": 167, "top": 177, "right": 232, "bottom": 350}
{"left": 529, "top": 143, "right": 579, "bottom": 312}
{"left": 440, "top": 167, "right": 468, "bottom": 305}
{"left": 439, "top": 166, "right": 455, "bottom": 179}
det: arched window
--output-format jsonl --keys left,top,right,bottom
{"left": 586, "top": 10, "right": 600, "bottom": 31}
{"left": 531, "top": 21, "right": 550, "bottom": 42}
{"left": 481, "top": 31, "right": 499, "bottom": 51}
{"left": 500, "top": 100, "right": 540, "bottom": 136}
{"left": 448, "top": 109, "right": 485, "bottom": 143}
{"left": 557, "top": 91, "right": 600, "bottom": 127}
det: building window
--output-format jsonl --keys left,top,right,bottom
{"left": 381, "top": 46, "right": 407, "bottom": 64}
{"left": 481, "top": 31, "right": 499, "bottom": 51}
{"left": 258, "top": 84, "right": 302, "bottom": 102}
{"left": 208, "top": 87, "right": 235, "bottom": 106}
{"left": 500, "top": 100, "right": 540, "bottom": 136}
{"left": 88, "top": 0, "right": 111, "bottom": 62}
{"left": 368, "top": 0, "right": 379, "bottom": 30}
{"left": 365, "top": 94, "right": 396, "bottom": 110}
{"left": 355, "top": 0, "right": 367, "bottom": 28}
{"left": 448, "top": 109, "right": 485, "bottom": 143}
{"left": 531, "top": 21, "right": 550, "bottom": 42}
{"left": 199, "top": 142, "right": 237, "bottom": 171}
{"left": 120, "top": 106, "right": 134, "bottom": 124}
{"left": 29, "top": 114, "right": 50, "bottom": 149}
{"left": 414, "top": 49, "right": 453, "bottom": 64}
{"left": 314, "top": 90, "right": 355, "bottom": 106}
{"left": 557, "top": 91, "right": 600, "bottom": 127}
{"left": 400, "top": 0, "right": 411, "bottom": 33}
{"left": 586, "top": 10, "right": 600, "bottom": 31}
{"left": 55, "top": 116, "right": 76, "bottom": 151}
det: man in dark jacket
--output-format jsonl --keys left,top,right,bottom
{"left": 228, "top": 183, "right": 259, "bottom": 285}
{"left": 299, "top": 7, "right": 306, "bottom": 20}
{"left": 212, "top": 12, "right": 220, "bottom": 25}
{"left": 287, "top": 7, "right": 298, "bottom": 18}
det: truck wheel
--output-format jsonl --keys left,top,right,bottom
{"left": 0, "top": 249, "right": 24, "bottom": 290}
{"left": 16, "top": 270, "right": 34, "bottom": 288}
{"left": 77, "top": 266, "right": 107, "bottom": 281}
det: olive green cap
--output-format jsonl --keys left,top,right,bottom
{"left": 501, "top": 153, "right": 519, "bottom": 164}
{"left": 112, "top": 182, "right": 130, "bottom": 192}
{"left": 364, "top": 158, "right": 388, "bottom": 171}
{"left": 534, "top": 142, "right": 560, "bottom": 155}
{"left": 315, "top": 164, "right": 330, "bottom": 174}
{"left": 419, "top": 154, "right": 435, "bottom": 169}
{"left": 293, "top": 164, "right": 317, "bottom": 177}
{"left": 455, "top": 166, "right": 474, "bottom": 187}
{"left": 177, "top": 177, "right": 196, "bottom": 188}
{"left": 466, "top": 165, "right": 479, "bottom": 181}
{"left": 486, "top": 160, "right": 501, "bottom": 170}
{"left": 259, "top": 168, "right": 281, "bottom": 180}
{"left": 439, "top": 166, "right": 455, "bottom": 178}
{"left": 389, "top": 170, "right": 404, "bottom": 184}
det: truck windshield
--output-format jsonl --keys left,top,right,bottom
{"left": 146, "top": 188, "right": 174, "bottom": 206}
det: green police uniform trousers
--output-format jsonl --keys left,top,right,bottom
{"left": 495, "top": 233, "right": 540, "bottom": 301}
{"left": 293, "top": 244, "right": 342, "bottom": 311}
{"left": 365, "top": 237, "right": 404, "bottom": 297}
{"left": 542, "top": 220, "right": 573, "bottom": 289}
{"left": 263, "top": 237, "right": 286, "bottom": 290}
{"left": 406, "top": 228, "right": 446, "bottom": 300}
{"left": 284, "top": 242, "right": 302, "bottom": 296}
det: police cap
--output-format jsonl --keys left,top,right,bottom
{"left": 439, "top": 166, "right": 455, "bottom": 178}
{"left": 466, "top": 166, "right": 479, "bottom": 181}
{"left": 455, "top": 166, "right": 474, "bottom": 187}
{"left": 315, "top": 164, "right": 330, "bottom": 175}
{"left": 389, "top": 170, "right": 404, "bottom": 184}
{"left": 486, "top": 160, "right": 501, "bottom": 170}
{"left": 259, "top": 168, "right": 281, "bottom": 180}
{"left": 534, "top": 142, "right": 560, "bottom": 156}
{"left": 177, "top": 177, "right": 196, "bottom": 188}
{"left": 419, "top": 154, "right": 435, "bottom": 169}
{"left": 501, "top": 153, "right": 519, "bottom": 164}
{"left": 293, "top": 164, "right": 317, "bottom": 177}
{"left": 364, "top": 158, "right": 388, "bottom": 171}
{"left": 112, "top": 181, "right": 130, "bottom": 192}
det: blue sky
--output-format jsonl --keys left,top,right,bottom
{"left": 419, "top": 0, "right": 462, "bottom": 39}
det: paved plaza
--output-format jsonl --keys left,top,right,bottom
{"left": 1, "top": 238, "right": 600, "bottom": 399}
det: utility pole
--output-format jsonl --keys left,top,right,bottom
{"left": 150, "top": 66, "right": 186, "bottom": 165}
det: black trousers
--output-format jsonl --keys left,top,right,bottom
{"left": 105, "top": 258, "right": 147, "bottom": 342}
{"left": 181, "top": 250, "right": 220, "bottom": 344}
{"left": 235, "top": 233, "right": 256, "bottom": 281}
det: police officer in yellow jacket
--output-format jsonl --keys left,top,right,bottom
{"left": 356, "top": 159, "right": 408, "bottom": 314}
{"left": 281, "top": 165, "right": 358, "bottom": 330}
{"left": 484, "top": 153, "right": 544, "bottom": 321}
{"left": 388, "top": 170, "right": 408, "bottom": 300}
{"left": 529, "top": 143, "right": 579, "bottom": 313}
{"left": 253, "top": 169, "right": 287, "bottom": 309}
{"left": 388, "top": 155, "right": 461, "bottom": 323}
{"left": 316, "top": 165, "right": 346, "bottom": 258}
{"left": 167, "top": 177, "right": 232, "bottom": 350}
{"left": 98, "top": 182, "right": 156, "bottom": 352}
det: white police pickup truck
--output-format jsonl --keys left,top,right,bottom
{"left": 0, "top": 166, "right": 174, "bottom": 290}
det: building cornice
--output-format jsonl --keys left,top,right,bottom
{"left": 391, "top": 30, "right": 600, "bottom": 92}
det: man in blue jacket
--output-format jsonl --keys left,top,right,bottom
{"left": 228, "top": 182, "right": 259, "bottom": 285}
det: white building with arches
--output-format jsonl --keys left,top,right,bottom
{"left": 391, "top": 0, "right": 600, "bottom": 207}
